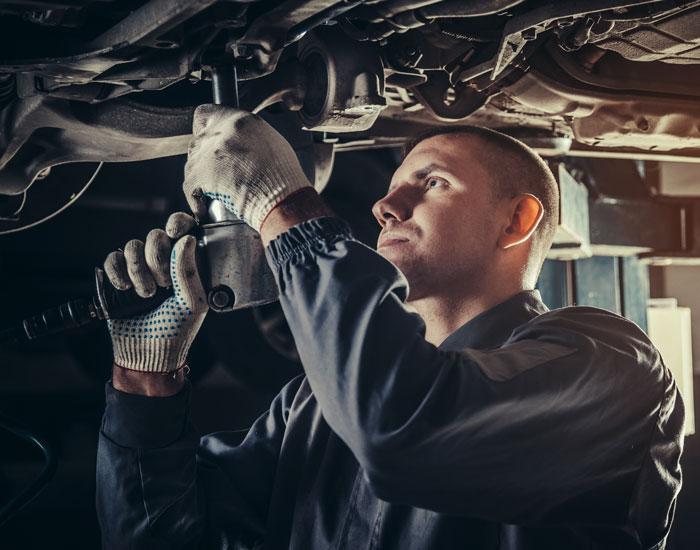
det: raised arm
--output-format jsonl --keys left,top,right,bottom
{"left": 181, "top": 105, "right": 684, "bottom": 545}
{"left": 263, "top": 217, "right": 683, "bottom": 529}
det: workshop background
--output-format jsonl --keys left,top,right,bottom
{"left": 0, "top": 149, "right": 698, "bottom": 549}
{"left": 2, "top": 0, "right": 700, "bottom": 547}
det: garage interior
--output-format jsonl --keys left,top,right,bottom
{"left": 1, "top": 0, "right": 700, "bottom": 548}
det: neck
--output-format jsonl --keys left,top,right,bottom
{"left": 409, "top": 281, "right": 527, "bottom": 346}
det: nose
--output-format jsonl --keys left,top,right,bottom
{"left": 372, "top": 185, "right": 414, "bottom": 228}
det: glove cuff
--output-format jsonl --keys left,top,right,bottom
{"left": 109, "top": 315, "right": 204, "bottom": 373}
{"left": 246, "top": 160, "right": 313, "bottom": 231}
{"left": 113, "top": 337, "right": 187, "bottom": 373}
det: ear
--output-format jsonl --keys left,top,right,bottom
{"left": 498, "top": 194, "right": 544, "bottom": 250}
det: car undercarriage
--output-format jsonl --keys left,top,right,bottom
{"left": 2, "top": 0, "right": 700, "bottom": 238}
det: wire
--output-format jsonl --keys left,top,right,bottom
{"left": 0, "top": 191, "right": 27, "bottom": 222}
{"left": 0, "top": 412, "right": 57, "bottom": 526}
{"left": 0, "top": 162, "right": 103, "bottom": 235}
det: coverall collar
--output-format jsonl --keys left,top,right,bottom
{"left": 437, "top": 290, "right": 548, "bottom": 352}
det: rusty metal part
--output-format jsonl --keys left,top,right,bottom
{"left": 0, "top": 96, "right": 195, "bottom": 195}
{"left": 588, "top": 2, "right": 700, "bottom": 63}
{"left": 296, "top": 26, "right": 386, "bottom": 132}
{"left": 349, "top": 1, "right": 444, "bottom": 22}
{"left": 284, "top": 0, "right": 364, "bottom": 47}
{"left": 544, "top": 40, "right": 700, "bottom": 96}
{"left": 409, "top": 71, "right": 488, "bottom": 121}
{"left": 352, "top": 0, "right": 526, "bottom": 42}
{"left": 0, "top": 45, "right": 314, "bottom": 197}
{"left": 238, "top": 56, "right": 307, "bottom": 113}
{"left": 500, "top": 67, "right": 700, "bottom": 151}
{"left": 87, "top": 0, "right": 218, "bottom": 51}
{"left": 232, "top": 0, "right": 341, "bottom": 79}
{"left": 420, "top": 0, "right": 526, "bottom": 17}
{"left": 0, "top": 0, "right": 228, "bottom": 103}
{"left": 0, "top": 0, "right": 220, "bottom": 71}
{"left": 491, "top": 0, "right": 665, "bottom": 79}
{"left": 0, "top": 42, "right": 309, "bottom": 197}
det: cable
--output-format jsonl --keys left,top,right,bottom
{"left": 0, "top": 413, "right": 57, "bottom": 526}
{"left": 0, "top": 162, "right": 103, "bottom": 235}
{"left": 0, "top": 192, "right": 27, "bottom": 222}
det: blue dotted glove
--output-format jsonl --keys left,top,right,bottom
{"left": 103, "top": 213, "right": 208, "bottom": 373}
{"left": 183, "top": 105, "right": 312, "bottom": 231}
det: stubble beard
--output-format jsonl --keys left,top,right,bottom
{"left": 403, "top": 250, "right": 489, "bottom": 305}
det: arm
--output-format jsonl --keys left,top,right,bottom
{"left": 182, "top": 106, "right": 682, "bottom": 534}
{"left": 112, "top": 362, "right": 185, "bottom": 395}
{"left": 263, "top": 213, "right": 684, "bottom": 529}
{"left": 96, "top": 212, "right": 299, "bottom": 548}
{"left": 97, "top": 374, "right": 304, "bottom": 549}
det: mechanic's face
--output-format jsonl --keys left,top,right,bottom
{"left": 372, "top": 134, "right": 501, "bottom": 301}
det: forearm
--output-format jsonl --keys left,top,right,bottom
{"left": 98, "top": 375, "right": 305, "bottom": 549}
{"left": 97, "top": 381, "right": 203, "bottom": 548}
{"left": 260, "top": 187, "right": 334, "bottom": 246}
{"left": 112, "top": 362, "right": 186, "bottom": 396}
{"left": 265, "top": 220, "right": 430, "bottom": 454}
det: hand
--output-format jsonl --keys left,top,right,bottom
{"left": 103, "top": 212, "right": 208, "bottom": 374}
{"left": 183, "top": 105, "right": 312, "bottom": 231}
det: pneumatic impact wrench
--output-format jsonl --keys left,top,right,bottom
{"left": 3, "top": 64, "right": 279, "bottom": 343}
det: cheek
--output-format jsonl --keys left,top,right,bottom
{"left": 426, "top": 208, "right": 496, "bottom": 257}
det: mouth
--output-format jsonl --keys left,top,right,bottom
{"left": 377, "top": 234, "right": 409, "bottom": 249}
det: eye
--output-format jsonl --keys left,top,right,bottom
{"left": 426, "top": 177, "right": 447, "bottom": 190}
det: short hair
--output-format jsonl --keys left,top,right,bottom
{"left": 403, "top": 125, "right": 559, "bottom": 279}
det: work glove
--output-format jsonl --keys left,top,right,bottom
{"left": 183, "top": 105, "right": 313, "bottom": 231}
{"left": 103, "top": 212, "right": 208, "bottom": 373}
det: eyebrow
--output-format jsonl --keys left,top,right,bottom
{"left": 388, "top": 162, "right": 454, "bottom": 193}
{"left": 411, "top": 162, "right": 452, "bottom": 181}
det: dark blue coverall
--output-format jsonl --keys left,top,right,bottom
{"left": 97, "top": 217, "right": 684, "bottom": 549}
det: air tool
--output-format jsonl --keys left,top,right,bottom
{"left": 1, "top": 63, "right": 279, "bottom": 344}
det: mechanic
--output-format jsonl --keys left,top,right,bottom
{"left": 96, "top": 105, "right": 684, "bottom": 549}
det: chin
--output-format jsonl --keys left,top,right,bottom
{"left": 377, "top": 247, "right": 405, "bottom": 267}
{"left": 377, "top": 245, "right": 425, "bottom": 281}
{"left": 377, "top": 246, "right": 398, "bottom": 262}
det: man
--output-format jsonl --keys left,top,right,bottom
{"left": 97, "top": 106, "right": 684, "bottom": 549}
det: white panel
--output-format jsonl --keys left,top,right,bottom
{"left": 647, "top": 306, "right": 695, "bottom": 435}
{"left": 661, "top": 266, "right": 700, "bottom": 375}
{"left": 659, "top": 162, "right": 700, "bottom": 196}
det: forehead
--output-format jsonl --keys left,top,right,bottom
{"left": 394, "top": 133, "right": 491, "bottom": 184}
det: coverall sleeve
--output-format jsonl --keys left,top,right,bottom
{"left": 96, "top": 374, "right": 304, "bottom": 550}
{"left": 265, "top": 217, "right": 684, "bottom": 530}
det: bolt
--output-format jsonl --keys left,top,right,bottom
{"left": 211, "top": 290, "right": 230, "bottom": 309}
{"left": 443, "top": 87, "right": 457, "bottom": 107}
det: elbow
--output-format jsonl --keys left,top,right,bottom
{"left": 355, "top": 440, "right": 415, "bottom": 504}
{"left": 360, "top": 447, "right": 443, "bottom": 508}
